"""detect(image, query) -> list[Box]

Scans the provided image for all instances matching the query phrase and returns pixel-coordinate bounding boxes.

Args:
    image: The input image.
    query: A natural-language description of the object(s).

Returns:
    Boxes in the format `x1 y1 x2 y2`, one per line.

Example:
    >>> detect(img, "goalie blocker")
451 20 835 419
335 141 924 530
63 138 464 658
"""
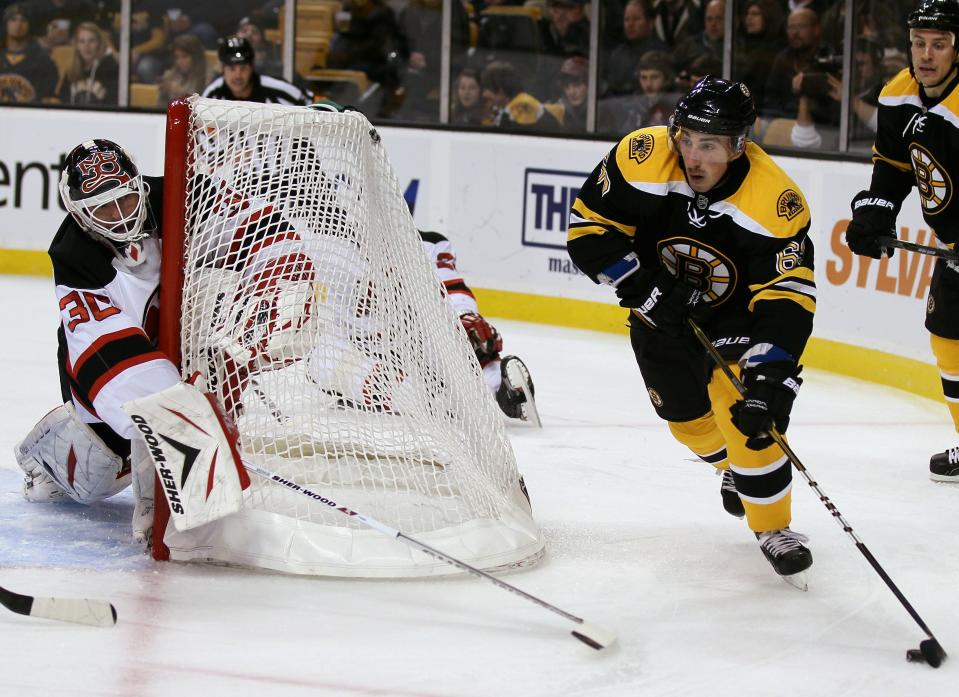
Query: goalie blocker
122 380 251 532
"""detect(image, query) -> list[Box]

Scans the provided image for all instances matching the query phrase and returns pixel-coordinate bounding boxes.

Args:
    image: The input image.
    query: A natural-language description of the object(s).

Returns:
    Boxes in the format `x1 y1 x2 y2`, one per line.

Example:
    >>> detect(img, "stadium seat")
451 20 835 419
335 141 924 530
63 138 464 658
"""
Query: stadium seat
130 83 160 108
761 118 798 147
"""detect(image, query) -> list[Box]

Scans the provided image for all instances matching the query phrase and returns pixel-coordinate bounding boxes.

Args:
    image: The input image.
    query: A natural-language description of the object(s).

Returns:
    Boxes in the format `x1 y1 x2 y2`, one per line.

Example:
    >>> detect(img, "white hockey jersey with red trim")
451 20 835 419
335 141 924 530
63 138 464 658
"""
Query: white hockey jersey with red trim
49 175 305 440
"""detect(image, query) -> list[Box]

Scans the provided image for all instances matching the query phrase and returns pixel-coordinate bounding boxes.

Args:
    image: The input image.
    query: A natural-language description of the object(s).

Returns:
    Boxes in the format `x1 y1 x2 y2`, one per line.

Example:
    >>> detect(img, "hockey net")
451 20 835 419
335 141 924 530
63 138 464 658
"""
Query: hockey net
157 96 544 576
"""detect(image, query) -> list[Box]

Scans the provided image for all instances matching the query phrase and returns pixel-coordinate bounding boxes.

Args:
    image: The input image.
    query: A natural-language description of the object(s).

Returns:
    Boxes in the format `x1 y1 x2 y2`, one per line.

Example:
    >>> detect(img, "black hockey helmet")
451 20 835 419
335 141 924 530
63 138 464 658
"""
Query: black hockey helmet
671 76 756 137
218 36 255 65
908 0 959 37
58 139 150 245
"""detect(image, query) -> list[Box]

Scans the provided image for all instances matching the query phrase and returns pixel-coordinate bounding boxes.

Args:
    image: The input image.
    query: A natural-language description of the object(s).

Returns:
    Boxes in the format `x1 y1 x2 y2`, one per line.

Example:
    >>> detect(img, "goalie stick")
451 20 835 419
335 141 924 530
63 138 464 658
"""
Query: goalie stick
0 584 117 627
688 318 947 669
876 236 959 261
239 458 616 650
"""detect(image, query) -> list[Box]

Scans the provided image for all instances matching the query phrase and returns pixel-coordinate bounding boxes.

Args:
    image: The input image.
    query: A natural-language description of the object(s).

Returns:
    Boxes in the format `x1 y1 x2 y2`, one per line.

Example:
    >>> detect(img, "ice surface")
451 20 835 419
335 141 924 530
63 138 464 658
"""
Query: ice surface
1 275 957 696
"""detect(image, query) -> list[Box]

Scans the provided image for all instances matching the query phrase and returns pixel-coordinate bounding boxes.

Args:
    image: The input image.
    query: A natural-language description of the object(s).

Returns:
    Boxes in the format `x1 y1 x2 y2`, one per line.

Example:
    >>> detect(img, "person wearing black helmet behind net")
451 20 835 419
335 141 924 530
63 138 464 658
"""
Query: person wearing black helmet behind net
567 76 817 584
202 36 312 105
844 0 959 484
13 139 318 545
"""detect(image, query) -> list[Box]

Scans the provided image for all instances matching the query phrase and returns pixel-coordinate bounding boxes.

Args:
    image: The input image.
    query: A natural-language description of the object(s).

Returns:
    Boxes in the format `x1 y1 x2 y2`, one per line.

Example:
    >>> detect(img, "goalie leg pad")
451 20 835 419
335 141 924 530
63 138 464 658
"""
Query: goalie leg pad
14 404 130 504
123 381 251 532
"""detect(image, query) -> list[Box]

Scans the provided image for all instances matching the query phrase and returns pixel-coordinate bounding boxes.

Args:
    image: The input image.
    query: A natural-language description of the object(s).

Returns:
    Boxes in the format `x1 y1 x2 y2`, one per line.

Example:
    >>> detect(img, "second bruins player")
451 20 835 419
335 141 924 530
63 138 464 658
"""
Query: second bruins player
567 76 817 580
845 0 959 483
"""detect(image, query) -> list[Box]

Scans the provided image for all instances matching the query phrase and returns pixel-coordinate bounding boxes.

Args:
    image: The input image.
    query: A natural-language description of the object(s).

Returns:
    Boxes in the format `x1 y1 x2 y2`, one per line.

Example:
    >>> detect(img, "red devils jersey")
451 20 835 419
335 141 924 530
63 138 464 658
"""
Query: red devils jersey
567 127 817 358
419 230 480 316
871 69 959 245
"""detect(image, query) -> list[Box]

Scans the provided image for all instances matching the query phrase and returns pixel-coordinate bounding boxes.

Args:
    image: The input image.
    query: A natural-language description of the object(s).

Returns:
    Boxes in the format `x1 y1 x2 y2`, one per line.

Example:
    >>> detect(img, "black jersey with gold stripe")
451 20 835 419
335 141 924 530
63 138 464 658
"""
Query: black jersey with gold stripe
568 126 816 359
872 68 959 244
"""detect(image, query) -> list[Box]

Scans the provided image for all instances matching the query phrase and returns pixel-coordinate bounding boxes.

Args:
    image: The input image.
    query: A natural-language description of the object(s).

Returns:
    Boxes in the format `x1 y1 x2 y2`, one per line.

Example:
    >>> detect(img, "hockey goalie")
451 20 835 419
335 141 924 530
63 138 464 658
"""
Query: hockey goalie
13 138 316 540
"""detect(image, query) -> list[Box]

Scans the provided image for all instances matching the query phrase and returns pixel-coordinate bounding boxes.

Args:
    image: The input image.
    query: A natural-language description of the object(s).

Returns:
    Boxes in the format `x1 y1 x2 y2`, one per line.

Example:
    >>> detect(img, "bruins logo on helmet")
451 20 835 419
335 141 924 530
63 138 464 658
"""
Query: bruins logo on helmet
910 144 952 215
658 237 738 307
629 133 655 164
777 189 805 221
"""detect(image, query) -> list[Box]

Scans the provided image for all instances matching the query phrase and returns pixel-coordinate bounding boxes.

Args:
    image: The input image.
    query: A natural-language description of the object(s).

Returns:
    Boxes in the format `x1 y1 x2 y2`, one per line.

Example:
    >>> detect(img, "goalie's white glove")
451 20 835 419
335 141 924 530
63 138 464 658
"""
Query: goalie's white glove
122 378 251 533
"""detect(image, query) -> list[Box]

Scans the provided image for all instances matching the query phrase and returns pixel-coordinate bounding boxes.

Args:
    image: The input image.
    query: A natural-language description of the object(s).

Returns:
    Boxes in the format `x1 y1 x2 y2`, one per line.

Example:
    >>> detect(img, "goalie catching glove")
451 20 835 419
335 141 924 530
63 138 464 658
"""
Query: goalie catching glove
122 377 250 532
845 190 898 259
459 312 503 366
729 344 802 450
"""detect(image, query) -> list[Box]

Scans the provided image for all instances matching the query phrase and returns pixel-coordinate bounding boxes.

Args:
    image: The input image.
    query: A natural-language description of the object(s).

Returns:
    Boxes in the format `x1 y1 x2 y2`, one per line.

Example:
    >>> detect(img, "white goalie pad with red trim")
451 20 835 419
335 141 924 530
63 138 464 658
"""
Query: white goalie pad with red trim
122 381 251 532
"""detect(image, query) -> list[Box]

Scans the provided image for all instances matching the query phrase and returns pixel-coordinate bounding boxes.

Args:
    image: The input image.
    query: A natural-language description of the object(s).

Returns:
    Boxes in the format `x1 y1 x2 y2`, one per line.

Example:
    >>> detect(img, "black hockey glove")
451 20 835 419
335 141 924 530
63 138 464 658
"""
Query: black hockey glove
616 268 703 336
730 350 802 450
845 190 898 259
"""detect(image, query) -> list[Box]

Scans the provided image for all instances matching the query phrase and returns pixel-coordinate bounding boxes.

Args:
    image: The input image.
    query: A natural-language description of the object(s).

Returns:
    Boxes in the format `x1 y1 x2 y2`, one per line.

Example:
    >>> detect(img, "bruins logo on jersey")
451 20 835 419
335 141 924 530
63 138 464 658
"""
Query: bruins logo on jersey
629 133 655 164
658 237 737 307
910 143 952 215
776 189 804 221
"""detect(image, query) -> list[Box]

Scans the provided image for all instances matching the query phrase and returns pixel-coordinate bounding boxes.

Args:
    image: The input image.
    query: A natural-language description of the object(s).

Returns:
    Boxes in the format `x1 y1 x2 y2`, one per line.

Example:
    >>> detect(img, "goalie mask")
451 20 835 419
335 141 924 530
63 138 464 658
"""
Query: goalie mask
59 140 151 258
668 76 757 162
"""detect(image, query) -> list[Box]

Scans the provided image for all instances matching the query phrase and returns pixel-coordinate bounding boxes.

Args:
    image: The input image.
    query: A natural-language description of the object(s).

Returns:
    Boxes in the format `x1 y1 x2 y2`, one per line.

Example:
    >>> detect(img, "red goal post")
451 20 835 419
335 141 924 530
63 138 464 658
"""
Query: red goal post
153 96 544 576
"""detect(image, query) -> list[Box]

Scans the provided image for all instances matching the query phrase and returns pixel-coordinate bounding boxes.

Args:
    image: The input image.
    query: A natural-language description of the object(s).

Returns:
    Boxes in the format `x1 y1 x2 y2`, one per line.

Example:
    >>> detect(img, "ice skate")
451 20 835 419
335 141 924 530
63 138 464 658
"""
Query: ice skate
929 447 959 482
496 356 541 426
756 527 812 591
718 468 745 518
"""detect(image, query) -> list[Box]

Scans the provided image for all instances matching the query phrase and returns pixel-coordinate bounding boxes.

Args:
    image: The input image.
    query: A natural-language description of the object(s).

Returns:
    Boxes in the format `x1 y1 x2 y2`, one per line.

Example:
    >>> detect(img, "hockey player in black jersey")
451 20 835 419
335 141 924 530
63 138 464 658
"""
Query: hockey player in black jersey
844 0 959 483
568 76 817 580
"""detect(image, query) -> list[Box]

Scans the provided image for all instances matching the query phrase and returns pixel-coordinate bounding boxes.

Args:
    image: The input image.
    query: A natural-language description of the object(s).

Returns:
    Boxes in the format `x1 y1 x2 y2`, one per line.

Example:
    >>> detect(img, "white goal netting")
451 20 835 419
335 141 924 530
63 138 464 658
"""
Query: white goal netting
161 96 544 576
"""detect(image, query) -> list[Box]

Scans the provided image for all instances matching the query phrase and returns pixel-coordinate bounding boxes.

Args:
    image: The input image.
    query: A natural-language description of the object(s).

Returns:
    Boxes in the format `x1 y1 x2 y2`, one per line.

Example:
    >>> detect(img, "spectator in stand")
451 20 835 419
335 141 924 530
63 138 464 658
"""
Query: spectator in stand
603 0 667 97
791 35 885 150
550 54 589 132
616 49 681 130
732 0 785 114
129 1 167 83
326 0 404 99
481 59 561 131
762 6 827 120
675 52 721 93
28 0 96 26
651 0 703 47
158 33 213 105
393 0 470 122
672 0 723 76
159 6 220 50
451 67 487 125
535 0 590 99
236 16 282 78
202 36 312 105
0 3 58 103
56 20 117 105
36 17 71 52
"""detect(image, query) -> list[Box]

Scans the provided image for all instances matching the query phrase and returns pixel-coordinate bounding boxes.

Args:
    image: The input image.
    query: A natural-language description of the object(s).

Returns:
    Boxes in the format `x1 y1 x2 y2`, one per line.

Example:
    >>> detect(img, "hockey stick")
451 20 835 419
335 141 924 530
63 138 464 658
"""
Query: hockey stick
876 236 959 261
687 318 947 668
0 584 116 627
241 458 616 650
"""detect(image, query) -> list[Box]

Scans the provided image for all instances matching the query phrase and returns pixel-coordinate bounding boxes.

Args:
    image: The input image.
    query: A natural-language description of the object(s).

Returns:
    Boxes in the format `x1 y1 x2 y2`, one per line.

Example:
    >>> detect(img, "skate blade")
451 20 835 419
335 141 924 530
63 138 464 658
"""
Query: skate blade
516 382 541 428
781 571 808 592
929 473 959 483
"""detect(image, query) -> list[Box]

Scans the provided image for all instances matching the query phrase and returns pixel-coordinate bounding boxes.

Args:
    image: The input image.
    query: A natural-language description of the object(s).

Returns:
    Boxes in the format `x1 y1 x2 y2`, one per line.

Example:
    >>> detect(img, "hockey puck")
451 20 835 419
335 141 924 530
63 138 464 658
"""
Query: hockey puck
906 649 926 663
